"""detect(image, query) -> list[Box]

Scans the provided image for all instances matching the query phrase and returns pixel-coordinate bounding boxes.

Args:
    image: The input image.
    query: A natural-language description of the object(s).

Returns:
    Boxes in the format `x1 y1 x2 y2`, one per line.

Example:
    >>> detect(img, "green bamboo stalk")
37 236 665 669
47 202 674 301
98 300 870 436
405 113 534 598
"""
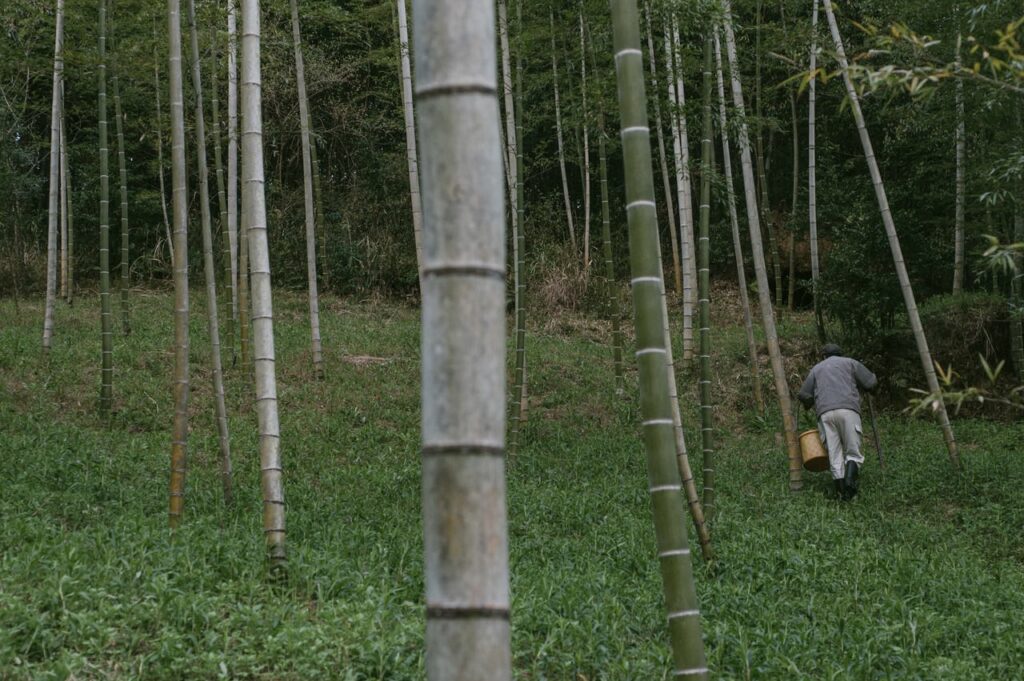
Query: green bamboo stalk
822 0 959 469
509 0 527 455
111 15 130 336
754 0 783 309
167 0 190 526
697 33 714 519
550 9 576 252
808 0 823 341
953 8 965 294
308 115 329 288
396 0 424 281
415 0 511 676
721 0 803 490
787 91 798 312
1011 206 1023 383
99 0 114 418
227 0 239 323
241 0 286 566
187 0 233 507
713 30 764 414
210 22 235 365
59 82 68 300
153 17 174 267
290 0 325 380
63 96 75 306
610 0 709 675
42 0 64 353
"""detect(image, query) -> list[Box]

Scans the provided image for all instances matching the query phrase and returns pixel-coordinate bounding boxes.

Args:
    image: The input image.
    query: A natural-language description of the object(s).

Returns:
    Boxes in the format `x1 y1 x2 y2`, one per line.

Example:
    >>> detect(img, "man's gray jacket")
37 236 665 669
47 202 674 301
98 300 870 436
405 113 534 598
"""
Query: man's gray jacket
798 356 878 417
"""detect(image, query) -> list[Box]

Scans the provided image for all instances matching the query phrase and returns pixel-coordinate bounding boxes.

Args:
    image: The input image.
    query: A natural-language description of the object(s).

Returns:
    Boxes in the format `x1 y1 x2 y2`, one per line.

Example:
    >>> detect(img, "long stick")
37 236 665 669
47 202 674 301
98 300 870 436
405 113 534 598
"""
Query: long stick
867 395 884 470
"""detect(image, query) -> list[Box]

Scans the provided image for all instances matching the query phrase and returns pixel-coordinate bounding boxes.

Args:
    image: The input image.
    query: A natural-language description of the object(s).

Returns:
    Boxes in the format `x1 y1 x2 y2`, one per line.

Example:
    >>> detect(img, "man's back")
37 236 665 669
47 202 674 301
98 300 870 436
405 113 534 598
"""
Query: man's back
799 356 878 417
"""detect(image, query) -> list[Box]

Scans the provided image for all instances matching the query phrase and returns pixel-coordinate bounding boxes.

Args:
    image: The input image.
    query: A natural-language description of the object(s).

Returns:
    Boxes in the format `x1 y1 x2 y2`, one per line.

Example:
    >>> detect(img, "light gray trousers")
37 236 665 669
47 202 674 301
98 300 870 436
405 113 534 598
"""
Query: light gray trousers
818 408 864 480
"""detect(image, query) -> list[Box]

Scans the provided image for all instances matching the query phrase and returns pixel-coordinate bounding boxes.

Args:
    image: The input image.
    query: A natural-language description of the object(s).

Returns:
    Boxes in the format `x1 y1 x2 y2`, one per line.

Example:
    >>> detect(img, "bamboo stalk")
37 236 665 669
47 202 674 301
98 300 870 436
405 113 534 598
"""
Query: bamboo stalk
822 0 959 469
713 30 764 415
63 98 75 305
953 28 966 294
111 16 130 336
808 0 823 341
788 91 798 312
510 0 527 455
153 18 174 267
186 0 233 506
227 0 239 323
415 0 511 676
210 22 235 365
551 10 576 253
498 0 518 235
721 0 802 490
579 11 592 271
42 0 64 354
99 0 114 418
697 33 714 519
290 0 325 380
241 0 286 566
609 0 709 675
396 0 424 280
59 82 68 300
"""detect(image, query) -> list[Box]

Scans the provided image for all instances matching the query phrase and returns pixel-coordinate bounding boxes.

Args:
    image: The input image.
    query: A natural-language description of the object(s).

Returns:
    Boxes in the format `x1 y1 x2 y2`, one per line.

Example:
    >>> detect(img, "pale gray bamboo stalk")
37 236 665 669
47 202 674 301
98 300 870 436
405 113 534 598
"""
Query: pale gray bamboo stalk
42 0 64 353
167 0 190 525
99 0 114 418
498 0 518 233
721 1 802 490
668 20 696 363
609 0 708 674
210 24 234 364
241 0 286 565
808 0 822 340
643 1 681 297
111 34 131 336
153 20 174 266
953 31 966 294
415 0 511 676
396 0 424 279
59 82 68 299
714 30 764 415
227 0 239 322
579 11 592 271
289 0 325 379
187 0 233 506
551 10 576 252
822 0 959 468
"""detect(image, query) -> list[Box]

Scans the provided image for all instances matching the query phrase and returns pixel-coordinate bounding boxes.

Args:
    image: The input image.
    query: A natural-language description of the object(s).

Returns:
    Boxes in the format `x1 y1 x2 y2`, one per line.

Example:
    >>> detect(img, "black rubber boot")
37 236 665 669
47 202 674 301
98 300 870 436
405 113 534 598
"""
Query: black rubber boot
843 461 860 499
829 479 845 500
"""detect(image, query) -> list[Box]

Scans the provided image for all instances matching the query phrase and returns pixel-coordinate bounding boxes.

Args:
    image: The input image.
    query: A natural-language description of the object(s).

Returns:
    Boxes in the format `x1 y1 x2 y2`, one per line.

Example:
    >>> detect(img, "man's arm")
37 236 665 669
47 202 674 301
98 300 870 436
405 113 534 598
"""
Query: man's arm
853 360 878 392
798 369 816 408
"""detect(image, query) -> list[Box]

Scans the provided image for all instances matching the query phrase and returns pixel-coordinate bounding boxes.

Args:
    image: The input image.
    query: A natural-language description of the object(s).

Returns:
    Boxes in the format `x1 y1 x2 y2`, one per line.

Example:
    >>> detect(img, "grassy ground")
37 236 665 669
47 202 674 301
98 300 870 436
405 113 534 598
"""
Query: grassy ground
1 288 1022 680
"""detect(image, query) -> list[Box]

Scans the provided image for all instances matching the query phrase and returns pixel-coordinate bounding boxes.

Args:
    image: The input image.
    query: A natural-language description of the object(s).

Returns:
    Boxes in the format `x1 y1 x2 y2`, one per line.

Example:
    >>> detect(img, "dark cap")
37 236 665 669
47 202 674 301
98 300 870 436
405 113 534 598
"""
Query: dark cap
822 343 843 358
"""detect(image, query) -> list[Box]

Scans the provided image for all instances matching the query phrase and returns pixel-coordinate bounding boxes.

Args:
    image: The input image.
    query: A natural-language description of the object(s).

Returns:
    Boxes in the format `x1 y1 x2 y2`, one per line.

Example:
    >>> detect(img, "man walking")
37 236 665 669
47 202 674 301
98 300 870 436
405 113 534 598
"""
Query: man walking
798 344 878 499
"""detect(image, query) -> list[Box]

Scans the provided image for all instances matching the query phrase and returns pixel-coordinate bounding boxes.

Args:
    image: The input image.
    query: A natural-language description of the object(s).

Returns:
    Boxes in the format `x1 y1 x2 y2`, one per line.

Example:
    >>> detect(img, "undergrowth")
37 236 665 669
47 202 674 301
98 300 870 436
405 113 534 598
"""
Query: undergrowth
0 290 1022 679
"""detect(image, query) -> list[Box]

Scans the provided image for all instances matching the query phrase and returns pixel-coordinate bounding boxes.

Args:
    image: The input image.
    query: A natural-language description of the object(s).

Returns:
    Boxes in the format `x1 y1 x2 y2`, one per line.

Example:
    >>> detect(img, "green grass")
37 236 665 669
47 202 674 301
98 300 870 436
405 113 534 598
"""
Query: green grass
1 289 1022 679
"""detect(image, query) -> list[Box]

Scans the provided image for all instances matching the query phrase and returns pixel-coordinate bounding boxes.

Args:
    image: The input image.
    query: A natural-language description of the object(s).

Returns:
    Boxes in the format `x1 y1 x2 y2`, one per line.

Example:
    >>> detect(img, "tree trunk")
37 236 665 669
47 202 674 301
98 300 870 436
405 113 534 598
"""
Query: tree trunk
953 32 966 294
510 0 527 454
290 0 325 380
668 22 696 364
111 19 130 336
396 0 424 280
167 0 190 526
551 10 576 253
210 23 235 365
697 33 715 519
415 1 512 676
153 20 174 267
808 0 823 341
241 0 287 566
643 2 681 297
822 0 960 468
187 0 234 507
42 0 64 354
609 1 709 676
227 0 240 324
713 30 764 416
99 0 114 418
721 1 803 491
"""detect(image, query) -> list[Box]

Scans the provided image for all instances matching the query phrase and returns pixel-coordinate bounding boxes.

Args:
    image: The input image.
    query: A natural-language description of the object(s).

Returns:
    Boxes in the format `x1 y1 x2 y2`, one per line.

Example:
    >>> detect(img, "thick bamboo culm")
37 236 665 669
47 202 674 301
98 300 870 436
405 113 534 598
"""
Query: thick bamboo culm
241 0 287 566
42 0 64 354
414 0 512 677
713 30 765 415
609 0 709 676
822 0 959 468
697 33 715 519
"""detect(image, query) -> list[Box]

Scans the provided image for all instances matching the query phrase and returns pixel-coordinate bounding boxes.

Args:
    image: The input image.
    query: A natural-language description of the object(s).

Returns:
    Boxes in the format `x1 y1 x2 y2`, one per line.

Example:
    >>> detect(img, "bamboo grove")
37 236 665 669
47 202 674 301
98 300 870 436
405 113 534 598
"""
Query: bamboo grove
8 0 1024 676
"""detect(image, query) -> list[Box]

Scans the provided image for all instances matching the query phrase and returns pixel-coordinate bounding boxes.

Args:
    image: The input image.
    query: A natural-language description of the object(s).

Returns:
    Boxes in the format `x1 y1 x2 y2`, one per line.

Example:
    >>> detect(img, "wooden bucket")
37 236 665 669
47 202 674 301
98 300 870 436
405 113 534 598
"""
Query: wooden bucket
799 429 829 472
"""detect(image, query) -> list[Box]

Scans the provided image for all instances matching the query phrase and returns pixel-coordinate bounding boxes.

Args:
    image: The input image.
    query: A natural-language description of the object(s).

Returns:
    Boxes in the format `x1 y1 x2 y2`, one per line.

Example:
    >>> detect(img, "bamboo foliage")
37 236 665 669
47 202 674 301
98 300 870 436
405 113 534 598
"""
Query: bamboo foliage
713 30 764 415
167 0 190 526
99 0 114 418
721 0 803 491
697 33 714 518
414 0 511 676
822 0 960 469
111 18 130 336
186 0 233 506
289 0 325 380
642 2 682 297
395 0 424 279
241 0 287 565
42 0 64 354
609 0 709 675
